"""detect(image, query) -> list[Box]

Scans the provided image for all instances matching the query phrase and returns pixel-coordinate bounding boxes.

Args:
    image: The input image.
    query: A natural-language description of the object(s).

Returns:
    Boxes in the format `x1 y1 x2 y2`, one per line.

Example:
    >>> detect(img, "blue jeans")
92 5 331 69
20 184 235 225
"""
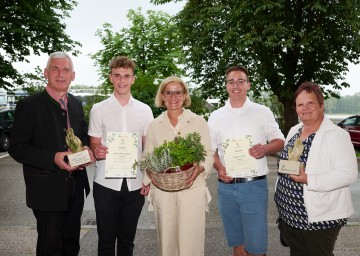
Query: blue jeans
218 179 268 254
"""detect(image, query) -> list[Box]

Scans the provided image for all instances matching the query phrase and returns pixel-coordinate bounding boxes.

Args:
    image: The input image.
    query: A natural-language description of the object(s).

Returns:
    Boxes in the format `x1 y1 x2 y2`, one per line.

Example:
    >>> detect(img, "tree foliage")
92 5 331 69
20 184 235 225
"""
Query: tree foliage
21 66 47 95
188 88 213 120
325 92 360 114
0 0 81 90
151 0 360 135
91 8 185 117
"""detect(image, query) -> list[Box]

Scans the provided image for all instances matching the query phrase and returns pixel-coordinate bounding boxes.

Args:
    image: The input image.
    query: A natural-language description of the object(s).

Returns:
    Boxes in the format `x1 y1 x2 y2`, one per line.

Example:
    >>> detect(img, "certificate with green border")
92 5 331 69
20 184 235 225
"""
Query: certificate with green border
105 132 138 178
222 135 257 177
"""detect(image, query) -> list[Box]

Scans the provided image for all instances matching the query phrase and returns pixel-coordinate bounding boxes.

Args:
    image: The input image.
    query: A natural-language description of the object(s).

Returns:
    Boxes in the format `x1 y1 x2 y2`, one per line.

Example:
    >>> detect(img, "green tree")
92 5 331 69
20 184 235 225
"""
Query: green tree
249 91 285 130
188 87 212 120
91 8 185 117
324 93 360 114
324 93 340 114
1 0 81 90
151 0 360 135
22 66 47 95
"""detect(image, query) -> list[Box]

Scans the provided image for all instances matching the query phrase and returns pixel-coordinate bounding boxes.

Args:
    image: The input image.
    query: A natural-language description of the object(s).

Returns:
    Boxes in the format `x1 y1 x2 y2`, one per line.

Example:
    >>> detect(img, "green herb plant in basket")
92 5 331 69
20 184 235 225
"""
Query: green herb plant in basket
139 132 206 191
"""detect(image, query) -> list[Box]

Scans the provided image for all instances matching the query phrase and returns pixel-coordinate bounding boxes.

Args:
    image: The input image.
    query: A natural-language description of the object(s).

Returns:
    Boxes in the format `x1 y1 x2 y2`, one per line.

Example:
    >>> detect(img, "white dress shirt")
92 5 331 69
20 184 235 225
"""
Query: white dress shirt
88 94 154 191
208 97 284 177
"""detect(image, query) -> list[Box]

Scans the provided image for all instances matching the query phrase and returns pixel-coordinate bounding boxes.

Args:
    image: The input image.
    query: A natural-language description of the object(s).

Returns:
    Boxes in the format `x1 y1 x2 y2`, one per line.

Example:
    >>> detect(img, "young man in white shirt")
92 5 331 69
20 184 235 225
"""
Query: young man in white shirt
208 65 284 256
88 56 154 256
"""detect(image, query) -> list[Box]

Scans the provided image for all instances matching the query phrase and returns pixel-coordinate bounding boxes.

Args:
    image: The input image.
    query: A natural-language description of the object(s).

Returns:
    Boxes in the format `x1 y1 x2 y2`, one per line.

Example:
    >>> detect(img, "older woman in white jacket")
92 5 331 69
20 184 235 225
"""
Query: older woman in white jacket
274 81 358 256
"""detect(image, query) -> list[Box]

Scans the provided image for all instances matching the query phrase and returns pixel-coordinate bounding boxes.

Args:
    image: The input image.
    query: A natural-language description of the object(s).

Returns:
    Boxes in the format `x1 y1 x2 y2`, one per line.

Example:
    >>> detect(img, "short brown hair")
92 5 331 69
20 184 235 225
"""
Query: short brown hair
294 81 324 106
225 65 249 80
109 56 135 74
155 76 191 108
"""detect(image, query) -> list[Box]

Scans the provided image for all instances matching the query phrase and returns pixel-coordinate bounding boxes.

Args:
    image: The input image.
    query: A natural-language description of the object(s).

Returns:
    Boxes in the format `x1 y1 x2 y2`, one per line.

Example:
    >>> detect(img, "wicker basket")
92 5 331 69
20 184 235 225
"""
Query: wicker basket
146 165 195 192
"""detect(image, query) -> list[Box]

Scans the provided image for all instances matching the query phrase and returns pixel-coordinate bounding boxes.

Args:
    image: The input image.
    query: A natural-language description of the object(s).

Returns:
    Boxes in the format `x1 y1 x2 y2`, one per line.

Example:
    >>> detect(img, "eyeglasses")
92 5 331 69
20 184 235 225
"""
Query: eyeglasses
162 91 185 97
226 79 248 87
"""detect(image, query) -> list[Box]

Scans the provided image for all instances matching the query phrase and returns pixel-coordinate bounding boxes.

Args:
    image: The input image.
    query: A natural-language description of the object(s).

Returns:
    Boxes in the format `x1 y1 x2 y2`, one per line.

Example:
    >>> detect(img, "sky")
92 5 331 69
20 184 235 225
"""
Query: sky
13 0 360 96
13 0 185 86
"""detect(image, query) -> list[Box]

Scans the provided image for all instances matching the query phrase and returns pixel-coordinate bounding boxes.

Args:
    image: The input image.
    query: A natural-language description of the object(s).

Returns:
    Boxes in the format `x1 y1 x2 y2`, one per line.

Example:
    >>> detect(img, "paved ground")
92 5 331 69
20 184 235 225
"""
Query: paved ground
0 154 359 255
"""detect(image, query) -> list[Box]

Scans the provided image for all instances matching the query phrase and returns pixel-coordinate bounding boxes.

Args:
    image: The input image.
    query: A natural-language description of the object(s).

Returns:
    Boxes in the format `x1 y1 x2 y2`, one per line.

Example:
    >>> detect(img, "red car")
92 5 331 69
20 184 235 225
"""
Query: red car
337 115 360 148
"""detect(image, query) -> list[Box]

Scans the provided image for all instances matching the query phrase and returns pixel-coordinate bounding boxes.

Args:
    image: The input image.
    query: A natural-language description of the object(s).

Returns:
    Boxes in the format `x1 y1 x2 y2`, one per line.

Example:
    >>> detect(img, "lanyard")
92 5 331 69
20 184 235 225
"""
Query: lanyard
59 99 71 129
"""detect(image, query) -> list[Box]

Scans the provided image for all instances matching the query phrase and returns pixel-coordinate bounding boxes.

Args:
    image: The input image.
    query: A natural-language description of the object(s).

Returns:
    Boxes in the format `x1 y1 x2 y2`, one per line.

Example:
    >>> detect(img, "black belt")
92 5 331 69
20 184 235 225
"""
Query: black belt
218 175 266 184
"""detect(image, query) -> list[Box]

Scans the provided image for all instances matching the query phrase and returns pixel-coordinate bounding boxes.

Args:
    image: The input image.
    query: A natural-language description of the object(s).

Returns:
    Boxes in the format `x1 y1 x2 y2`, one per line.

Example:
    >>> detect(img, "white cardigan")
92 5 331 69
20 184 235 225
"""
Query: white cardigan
285 116 358 223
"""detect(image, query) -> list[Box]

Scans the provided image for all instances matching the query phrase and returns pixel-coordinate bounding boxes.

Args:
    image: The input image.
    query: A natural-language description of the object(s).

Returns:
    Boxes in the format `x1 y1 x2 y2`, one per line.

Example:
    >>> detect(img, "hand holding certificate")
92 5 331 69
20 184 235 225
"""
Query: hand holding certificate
278 137 304 175
223 135 257 177
105 132 139 178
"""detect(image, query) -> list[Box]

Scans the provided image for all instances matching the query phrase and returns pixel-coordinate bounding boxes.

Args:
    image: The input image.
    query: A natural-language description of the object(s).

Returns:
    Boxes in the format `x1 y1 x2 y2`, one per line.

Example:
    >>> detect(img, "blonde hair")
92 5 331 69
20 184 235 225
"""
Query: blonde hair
155 76 191 108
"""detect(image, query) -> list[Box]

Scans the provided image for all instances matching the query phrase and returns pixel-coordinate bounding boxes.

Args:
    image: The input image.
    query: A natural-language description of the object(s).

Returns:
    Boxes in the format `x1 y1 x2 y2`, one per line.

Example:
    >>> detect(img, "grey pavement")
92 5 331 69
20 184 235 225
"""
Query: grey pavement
1 154 360 255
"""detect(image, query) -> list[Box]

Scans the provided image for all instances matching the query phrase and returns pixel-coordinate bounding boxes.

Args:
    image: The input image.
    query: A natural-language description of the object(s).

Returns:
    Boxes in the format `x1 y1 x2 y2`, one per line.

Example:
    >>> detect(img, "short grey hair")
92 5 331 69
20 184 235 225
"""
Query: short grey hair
46 51 74 71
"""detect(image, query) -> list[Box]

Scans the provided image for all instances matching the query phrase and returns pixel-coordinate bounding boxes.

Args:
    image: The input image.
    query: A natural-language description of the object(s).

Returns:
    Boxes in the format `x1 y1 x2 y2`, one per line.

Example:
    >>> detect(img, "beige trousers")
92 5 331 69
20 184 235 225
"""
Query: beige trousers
149 183 211 256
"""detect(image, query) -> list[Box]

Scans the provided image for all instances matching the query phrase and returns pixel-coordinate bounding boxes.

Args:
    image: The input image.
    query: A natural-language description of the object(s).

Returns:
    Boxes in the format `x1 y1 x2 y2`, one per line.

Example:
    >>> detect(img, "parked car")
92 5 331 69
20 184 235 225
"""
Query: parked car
337 114 360 148
0 108 15 151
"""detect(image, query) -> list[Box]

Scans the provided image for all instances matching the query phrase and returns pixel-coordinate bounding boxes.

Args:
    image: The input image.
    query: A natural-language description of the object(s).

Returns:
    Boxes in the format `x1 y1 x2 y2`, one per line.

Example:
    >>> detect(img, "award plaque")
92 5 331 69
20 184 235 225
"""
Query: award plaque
278 160 301 175
278 137 304 175
67 150 92 167
65 128 91 167
105 132 139 178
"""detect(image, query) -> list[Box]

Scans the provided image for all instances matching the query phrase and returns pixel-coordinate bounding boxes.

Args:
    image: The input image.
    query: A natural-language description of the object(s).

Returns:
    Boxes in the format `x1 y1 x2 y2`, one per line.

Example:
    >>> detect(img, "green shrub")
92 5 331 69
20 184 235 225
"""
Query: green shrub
139 132 206 172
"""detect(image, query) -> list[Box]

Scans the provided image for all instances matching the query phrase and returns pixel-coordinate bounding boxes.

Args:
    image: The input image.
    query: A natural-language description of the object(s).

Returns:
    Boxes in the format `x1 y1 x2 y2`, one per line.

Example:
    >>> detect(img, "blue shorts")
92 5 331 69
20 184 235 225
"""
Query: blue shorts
217 179 268 254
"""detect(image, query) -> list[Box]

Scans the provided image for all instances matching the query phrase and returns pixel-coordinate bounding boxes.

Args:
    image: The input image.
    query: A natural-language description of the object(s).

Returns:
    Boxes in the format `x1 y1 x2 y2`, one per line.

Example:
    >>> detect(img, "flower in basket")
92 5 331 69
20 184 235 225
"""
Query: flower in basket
137 132 207 191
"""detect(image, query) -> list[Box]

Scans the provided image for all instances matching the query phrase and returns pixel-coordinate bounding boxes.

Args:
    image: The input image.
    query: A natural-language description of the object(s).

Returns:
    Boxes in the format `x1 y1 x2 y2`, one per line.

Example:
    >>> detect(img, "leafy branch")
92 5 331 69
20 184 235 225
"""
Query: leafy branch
139 132 206 173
